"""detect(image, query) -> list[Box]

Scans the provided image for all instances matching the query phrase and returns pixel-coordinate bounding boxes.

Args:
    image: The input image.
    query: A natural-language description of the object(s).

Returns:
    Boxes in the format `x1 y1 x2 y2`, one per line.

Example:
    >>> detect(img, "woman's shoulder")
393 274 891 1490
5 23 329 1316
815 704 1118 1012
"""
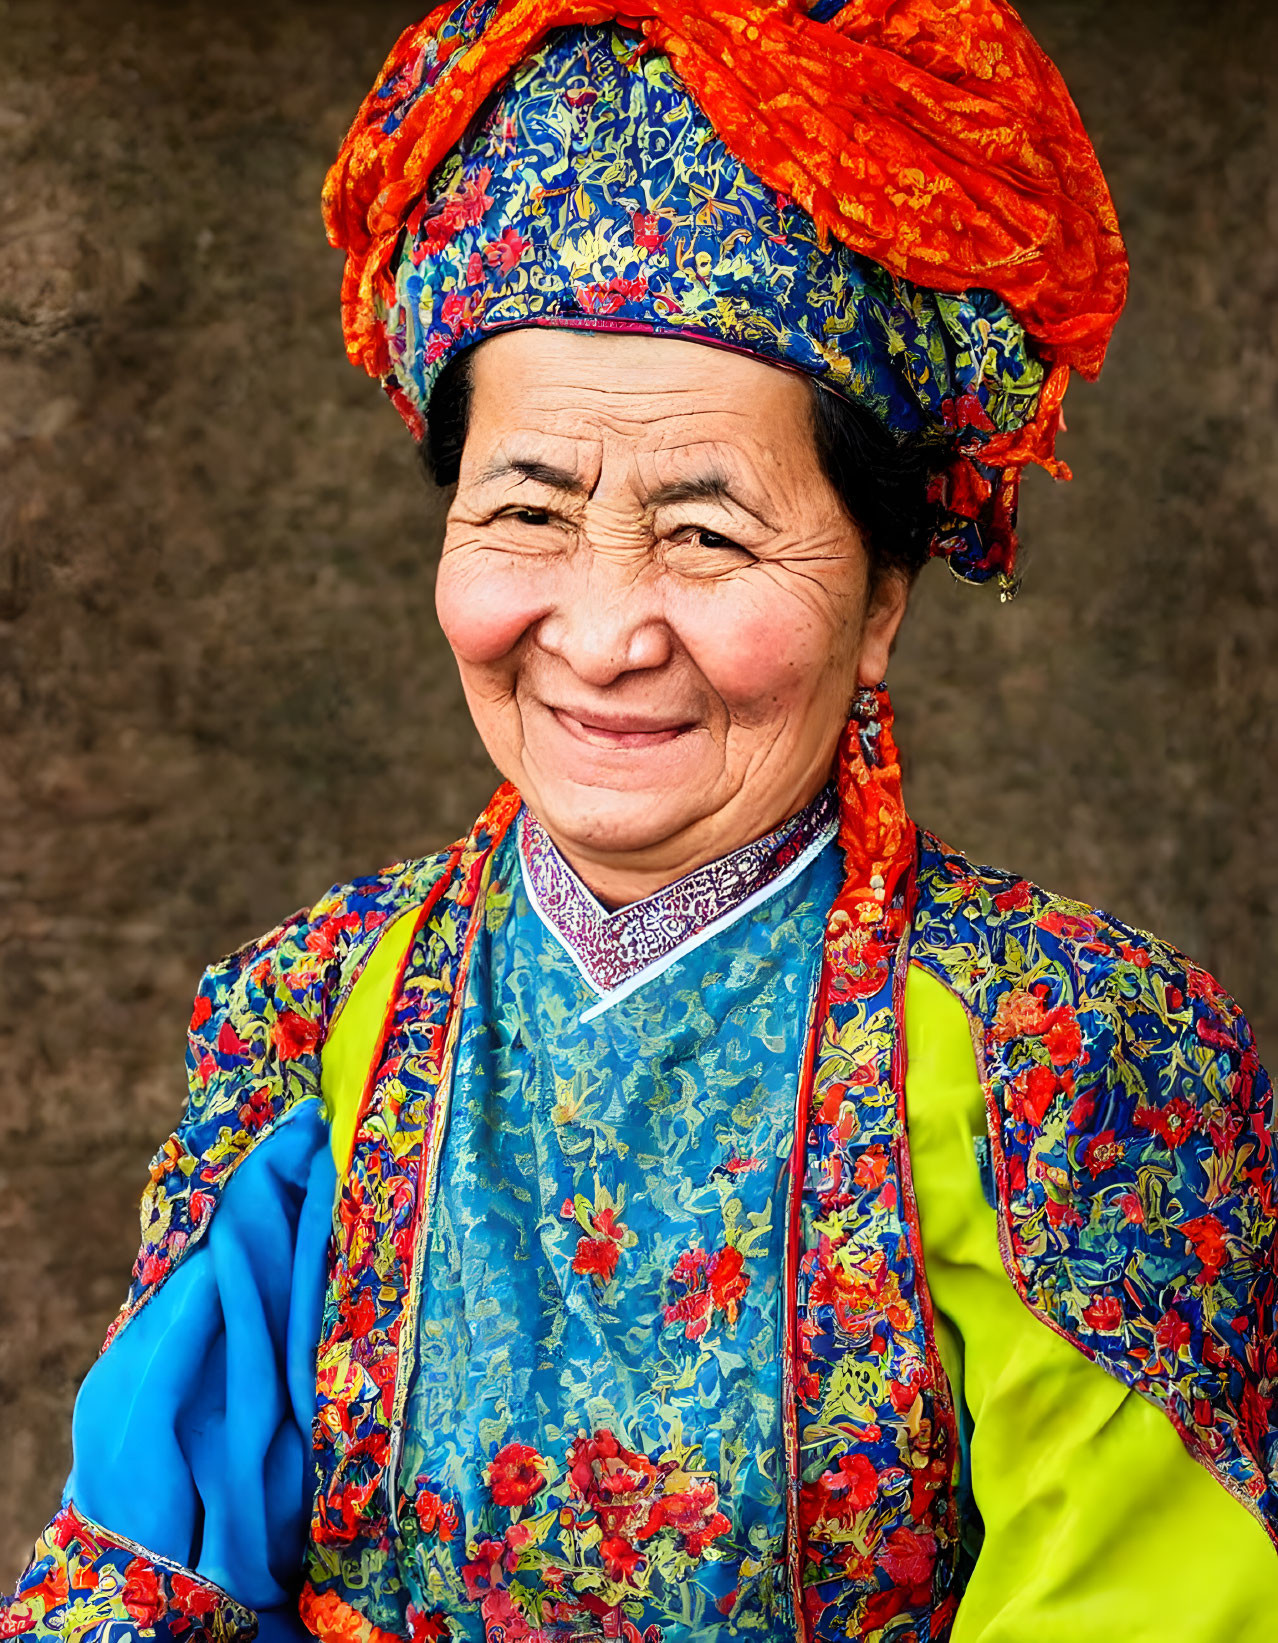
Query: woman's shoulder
106 844 462 1345
910 825 1261 1079
909 834 1276 1532
201 845 460 1019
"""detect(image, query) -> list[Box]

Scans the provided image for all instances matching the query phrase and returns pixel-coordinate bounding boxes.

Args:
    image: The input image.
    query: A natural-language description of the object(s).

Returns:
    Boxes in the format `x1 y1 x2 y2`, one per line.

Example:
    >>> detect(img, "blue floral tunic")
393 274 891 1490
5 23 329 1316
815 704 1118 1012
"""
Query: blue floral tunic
55 789 1278 1641
394 801 840 1637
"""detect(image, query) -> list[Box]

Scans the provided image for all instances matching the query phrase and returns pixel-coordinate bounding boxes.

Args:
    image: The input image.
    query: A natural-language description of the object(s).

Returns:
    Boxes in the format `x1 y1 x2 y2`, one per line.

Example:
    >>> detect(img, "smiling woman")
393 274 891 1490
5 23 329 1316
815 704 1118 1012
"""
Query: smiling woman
5 2 1276 1641
435 331 907 900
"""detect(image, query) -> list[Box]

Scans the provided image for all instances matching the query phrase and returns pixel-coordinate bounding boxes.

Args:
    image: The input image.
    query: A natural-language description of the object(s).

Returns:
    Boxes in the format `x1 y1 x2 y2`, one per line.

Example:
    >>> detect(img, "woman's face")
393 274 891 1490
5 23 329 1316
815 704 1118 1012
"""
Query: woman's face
436 329 908 900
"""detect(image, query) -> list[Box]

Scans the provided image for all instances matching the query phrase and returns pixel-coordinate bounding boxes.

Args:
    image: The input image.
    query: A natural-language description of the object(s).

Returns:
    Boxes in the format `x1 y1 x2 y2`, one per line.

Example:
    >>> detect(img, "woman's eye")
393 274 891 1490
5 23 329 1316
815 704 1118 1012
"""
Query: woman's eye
676 527 746 553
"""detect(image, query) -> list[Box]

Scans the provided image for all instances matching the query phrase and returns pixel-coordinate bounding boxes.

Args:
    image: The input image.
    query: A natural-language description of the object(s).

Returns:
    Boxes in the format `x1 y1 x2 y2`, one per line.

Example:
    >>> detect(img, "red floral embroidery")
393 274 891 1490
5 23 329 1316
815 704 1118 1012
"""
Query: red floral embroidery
1133 1096 1199 1150
664 1244 750 1339
461 1538 508 1601
120 1558 165 1626
271 1009 321 1059
570 1201 634 1287
415 1487 460 1541
1181 1214 1228 1281
799 1451 879 1531
1083 1129 1123 1176
564 1429 730 1573
488 1442 548 1508
1010 1063 1060 1128
484 227 529 272
1081 1294 1123 1333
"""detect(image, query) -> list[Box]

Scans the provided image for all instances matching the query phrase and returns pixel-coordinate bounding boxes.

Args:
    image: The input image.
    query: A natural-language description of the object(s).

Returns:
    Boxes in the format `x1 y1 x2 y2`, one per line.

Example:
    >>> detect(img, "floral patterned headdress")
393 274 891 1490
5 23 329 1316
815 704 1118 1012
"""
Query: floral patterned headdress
324 0 1128 591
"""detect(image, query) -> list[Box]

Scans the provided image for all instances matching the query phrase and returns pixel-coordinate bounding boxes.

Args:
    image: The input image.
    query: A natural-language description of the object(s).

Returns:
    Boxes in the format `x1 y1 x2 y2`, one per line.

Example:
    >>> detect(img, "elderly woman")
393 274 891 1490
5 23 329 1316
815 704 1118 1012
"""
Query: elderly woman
6 2 1277 1640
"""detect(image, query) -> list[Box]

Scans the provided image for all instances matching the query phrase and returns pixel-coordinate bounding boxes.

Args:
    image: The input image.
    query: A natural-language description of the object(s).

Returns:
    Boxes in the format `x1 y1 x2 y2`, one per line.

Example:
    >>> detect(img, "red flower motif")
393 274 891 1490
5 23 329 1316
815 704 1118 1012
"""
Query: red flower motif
484 227 529 273
570 1199 633 1287
139 1251 170 1287
121 1558 165 1626
170 1573 217 1620
465 251 485 284
217 1018 251 1057
440 289 484 336
1118 1191 1145 1225
799 1451 879 1530
599 1533 644 1583
1081 1294 1123 1333
566 1429 660 1540
631 210 669 253
237 1085 273 1132
942 389 995 434
406 1606 450 1642
574 272 650 315
461 1539 507 1602
636 1479 731 1556
415 1488 460 1541
993 878 1031 913
854 1146 889 1189
1042 1008 1083 1068
189 994 213 1030
271 1009 320 1060
1186 966 1223 1004
876 1525 936 1591
1083 1129 1123 1176
1181 1214 1228 1281
664 1245 751 1339
1009 1063 1060 1128
1133 1096 1198 1150
573 1235 621 1283
1154 1309 1193 1354
488 1442 547 1508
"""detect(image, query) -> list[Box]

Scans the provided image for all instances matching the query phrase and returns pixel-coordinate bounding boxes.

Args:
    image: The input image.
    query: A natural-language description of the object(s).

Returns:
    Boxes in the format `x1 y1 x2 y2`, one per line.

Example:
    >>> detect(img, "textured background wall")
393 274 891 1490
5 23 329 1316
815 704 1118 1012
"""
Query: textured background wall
1 0 1274 1580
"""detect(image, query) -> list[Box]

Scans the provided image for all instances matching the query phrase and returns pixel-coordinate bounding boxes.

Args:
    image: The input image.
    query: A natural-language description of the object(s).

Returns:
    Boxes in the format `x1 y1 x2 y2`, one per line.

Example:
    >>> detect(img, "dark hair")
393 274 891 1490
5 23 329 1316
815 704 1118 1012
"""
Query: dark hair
421 345 943 584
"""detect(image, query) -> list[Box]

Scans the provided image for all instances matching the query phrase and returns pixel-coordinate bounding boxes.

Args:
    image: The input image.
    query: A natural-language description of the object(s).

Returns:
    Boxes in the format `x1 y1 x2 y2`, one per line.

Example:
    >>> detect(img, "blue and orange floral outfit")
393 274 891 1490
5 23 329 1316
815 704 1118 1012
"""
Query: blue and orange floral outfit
6 1 1276 1639
7 696 1276 1641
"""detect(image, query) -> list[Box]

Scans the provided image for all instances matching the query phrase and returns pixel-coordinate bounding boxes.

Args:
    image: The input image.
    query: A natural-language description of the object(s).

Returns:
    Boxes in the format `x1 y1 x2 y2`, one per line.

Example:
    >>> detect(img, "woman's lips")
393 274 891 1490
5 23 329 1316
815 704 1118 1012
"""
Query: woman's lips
549 705 695 750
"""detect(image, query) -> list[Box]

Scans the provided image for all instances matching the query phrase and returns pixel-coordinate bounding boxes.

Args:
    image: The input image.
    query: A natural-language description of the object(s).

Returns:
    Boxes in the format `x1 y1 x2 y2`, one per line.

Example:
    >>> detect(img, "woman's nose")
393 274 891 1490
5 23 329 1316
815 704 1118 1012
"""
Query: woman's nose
534 552 672 686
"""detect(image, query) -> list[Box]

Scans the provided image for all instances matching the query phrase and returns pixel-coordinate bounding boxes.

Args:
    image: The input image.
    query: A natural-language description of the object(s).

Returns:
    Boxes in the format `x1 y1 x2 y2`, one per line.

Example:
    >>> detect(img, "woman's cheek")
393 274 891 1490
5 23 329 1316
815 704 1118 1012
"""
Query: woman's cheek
435 548 553 665
673 584 832 719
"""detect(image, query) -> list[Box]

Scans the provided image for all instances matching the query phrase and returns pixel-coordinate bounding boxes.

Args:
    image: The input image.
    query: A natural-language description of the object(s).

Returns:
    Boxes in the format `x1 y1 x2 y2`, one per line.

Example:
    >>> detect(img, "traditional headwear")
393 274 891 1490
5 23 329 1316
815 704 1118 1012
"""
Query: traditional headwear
324 0 1127 590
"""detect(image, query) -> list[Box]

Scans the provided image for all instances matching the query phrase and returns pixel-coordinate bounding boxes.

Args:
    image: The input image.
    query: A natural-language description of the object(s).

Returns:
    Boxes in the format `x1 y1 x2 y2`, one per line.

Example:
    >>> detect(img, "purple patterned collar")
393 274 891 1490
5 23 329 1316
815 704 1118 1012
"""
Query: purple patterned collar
517 786 838 1002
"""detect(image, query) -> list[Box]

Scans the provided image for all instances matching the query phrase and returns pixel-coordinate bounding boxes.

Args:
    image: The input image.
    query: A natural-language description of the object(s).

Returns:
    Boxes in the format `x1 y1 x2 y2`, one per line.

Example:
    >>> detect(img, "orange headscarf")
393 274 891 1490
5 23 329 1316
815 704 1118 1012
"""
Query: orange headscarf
325 0 1128 587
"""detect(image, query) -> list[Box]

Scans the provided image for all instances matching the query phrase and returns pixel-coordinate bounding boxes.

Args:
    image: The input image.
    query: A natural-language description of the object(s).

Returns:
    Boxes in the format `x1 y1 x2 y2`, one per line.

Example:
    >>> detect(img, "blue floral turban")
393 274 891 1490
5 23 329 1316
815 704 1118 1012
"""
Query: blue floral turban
325 1 1128 590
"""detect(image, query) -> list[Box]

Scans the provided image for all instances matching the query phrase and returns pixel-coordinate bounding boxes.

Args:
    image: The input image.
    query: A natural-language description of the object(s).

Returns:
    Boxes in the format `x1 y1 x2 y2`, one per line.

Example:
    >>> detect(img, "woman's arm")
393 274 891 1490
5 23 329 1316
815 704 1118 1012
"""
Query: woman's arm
3 865 433 1639
905 964 1278 1641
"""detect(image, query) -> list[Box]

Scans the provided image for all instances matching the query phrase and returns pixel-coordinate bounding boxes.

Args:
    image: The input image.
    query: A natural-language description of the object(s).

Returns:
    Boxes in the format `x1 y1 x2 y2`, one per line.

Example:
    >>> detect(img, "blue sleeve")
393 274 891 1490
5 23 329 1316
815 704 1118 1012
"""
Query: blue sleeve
67 1099 336 1640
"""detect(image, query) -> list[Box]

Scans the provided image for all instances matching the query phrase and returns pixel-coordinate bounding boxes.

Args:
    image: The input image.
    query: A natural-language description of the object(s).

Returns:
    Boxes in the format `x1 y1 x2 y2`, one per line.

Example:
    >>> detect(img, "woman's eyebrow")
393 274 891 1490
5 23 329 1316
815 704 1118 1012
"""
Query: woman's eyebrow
647 475 777 531
477 456 584 492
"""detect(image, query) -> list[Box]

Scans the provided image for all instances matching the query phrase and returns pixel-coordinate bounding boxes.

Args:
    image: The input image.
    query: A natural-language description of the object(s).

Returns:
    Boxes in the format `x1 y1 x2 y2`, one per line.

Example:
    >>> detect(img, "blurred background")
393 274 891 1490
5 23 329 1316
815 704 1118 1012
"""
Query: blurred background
1 0 1274 1580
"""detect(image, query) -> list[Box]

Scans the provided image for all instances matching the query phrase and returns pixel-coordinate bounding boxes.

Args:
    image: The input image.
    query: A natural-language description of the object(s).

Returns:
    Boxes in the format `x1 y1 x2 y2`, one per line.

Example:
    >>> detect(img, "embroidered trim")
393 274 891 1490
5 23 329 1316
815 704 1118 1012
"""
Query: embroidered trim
519 784 838 999
0 1502 255 1641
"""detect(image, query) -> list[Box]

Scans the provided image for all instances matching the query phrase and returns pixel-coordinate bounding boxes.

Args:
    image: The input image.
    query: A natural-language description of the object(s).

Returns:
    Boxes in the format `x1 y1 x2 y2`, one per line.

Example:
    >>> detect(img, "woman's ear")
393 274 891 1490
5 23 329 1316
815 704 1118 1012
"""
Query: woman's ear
855 571 911 687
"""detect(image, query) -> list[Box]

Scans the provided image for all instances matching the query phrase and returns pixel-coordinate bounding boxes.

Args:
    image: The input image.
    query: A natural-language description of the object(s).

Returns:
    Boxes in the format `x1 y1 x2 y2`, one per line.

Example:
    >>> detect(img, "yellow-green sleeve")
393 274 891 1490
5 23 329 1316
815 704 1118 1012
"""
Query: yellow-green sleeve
321 908 419 1173
904 962 1278 1643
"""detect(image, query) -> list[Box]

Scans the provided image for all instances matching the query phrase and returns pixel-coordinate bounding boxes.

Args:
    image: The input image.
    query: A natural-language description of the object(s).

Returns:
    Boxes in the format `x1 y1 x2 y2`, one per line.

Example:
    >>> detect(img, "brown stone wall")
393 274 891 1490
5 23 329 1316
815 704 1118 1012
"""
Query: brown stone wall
1 0 1273 1581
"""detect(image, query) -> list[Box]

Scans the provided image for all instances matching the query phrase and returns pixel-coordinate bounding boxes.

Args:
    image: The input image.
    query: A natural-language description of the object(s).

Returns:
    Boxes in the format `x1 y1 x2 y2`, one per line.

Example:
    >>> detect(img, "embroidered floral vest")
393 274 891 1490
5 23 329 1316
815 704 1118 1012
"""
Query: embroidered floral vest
8 689 1275 1643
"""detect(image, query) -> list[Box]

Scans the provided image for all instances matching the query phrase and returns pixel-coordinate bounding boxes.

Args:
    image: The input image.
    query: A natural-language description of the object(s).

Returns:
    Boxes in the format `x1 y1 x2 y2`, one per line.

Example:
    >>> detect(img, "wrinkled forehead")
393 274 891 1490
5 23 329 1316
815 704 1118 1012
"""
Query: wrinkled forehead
460 329 822 494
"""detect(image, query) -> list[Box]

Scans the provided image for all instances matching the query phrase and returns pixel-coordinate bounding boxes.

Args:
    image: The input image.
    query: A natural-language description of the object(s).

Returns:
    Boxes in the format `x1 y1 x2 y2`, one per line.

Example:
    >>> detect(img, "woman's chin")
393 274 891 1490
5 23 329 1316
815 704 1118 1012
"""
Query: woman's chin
523 772 718 867
516 723 724 856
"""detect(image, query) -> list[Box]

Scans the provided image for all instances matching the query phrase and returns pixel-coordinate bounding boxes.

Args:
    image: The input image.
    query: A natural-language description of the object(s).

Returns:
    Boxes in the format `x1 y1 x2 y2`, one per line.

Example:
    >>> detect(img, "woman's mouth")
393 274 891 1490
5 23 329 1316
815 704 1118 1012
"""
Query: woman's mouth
549 706 696 750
